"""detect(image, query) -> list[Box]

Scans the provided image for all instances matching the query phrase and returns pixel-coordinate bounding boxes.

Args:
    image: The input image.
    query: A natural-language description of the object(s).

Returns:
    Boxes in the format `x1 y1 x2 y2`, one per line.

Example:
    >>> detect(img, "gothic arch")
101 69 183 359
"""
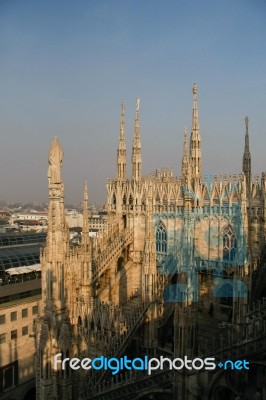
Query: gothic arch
129 193 133 209
169 195 176 206
222 225 237 263
84 315 88 330
230 190 239 205
141 196 146 211
118 259 127 306
162 194 168 207
112 193 116 205
212 187 220 205
117 256 124 272
203 188 210 205
156 222 167 254
221 193 229 205
155 193 161 204
251 217 259 225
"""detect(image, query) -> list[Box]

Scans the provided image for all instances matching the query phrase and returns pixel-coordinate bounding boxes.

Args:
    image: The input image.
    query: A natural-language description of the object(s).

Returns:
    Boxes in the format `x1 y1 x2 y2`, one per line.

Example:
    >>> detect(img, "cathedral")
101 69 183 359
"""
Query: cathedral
34 84 266 400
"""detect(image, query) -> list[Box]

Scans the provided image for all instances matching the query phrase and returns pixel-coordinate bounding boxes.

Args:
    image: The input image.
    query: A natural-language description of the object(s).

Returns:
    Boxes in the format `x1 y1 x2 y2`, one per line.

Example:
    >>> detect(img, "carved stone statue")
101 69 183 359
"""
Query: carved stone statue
48 137 64 184
193 82 197 96
136 97 140 111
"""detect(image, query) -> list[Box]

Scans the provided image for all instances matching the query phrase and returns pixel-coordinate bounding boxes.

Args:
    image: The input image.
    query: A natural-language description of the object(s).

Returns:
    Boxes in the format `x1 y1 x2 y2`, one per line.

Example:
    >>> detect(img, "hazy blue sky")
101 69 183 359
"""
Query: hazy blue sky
0 0 265 206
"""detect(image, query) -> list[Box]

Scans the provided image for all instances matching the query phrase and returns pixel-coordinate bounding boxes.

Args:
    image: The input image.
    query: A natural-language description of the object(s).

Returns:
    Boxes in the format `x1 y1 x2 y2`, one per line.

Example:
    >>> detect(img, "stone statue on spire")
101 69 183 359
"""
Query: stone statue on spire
136 97 140 112
245 115 249 130
193 82 197 96
48 137 64 184
243 115 251 190
84 181 88 202
189 82 202 180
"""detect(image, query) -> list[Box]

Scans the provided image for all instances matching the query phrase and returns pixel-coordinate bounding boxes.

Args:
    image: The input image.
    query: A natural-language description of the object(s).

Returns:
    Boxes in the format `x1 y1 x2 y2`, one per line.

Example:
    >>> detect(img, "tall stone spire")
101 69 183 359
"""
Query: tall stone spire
182 127 189 180
131 97 142 181
43 137 68 311
80 181 92 296
189 83 202 180
117 102 127 180
36 138 72 400
81 181 89 248
242 116 251 189
143 184 156 300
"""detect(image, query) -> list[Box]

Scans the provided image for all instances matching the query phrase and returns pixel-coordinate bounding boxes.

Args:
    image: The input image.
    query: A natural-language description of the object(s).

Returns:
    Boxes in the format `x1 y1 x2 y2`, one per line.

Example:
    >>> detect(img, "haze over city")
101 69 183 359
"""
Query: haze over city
0 0 265 205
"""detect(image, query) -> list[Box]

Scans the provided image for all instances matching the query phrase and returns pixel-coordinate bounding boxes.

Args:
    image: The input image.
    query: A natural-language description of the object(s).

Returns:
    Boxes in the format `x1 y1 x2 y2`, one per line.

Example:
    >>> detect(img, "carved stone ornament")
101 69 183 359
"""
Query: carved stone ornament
48 137 64 184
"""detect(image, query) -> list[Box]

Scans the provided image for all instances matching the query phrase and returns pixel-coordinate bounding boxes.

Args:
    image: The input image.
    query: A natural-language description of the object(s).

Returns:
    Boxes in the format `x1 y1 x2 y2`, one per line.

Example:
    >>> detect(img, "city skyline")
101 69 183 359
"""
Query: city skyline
0 0 266 205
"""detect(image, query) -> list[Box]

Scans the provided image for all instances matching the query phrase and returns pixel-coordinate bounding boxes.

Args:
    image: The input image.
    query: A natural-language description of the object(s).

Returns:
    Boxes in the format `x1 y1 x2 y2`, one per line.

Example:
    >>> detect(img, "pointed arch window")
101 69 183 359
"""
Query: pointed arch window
223 225 237 263
213 197 220 206
155 195 160 205
156 223 167 254
112 194 116 205
231 193 239 205
129 194 133 210
141 197 146 211
203 195 209 206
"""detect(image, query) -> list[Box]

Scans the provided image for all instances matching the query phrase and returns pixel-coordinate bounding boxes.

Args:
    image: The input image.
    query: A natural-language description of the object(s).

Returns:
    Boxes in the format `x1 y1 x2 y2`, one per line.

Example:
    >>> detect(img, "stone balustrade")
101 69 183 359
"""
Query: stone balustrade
92 228 133 283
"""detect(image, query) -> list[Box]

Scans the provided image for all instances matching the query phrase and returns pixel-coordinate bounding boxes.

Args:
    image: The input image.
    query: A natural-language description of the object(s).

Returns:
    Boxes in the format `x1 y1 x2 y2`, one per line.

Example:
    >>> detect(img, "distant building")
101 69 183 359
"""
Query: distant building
65 209 83 228
0 272 41 400
0 233 45 399
10 212 48 225
89 211 107 234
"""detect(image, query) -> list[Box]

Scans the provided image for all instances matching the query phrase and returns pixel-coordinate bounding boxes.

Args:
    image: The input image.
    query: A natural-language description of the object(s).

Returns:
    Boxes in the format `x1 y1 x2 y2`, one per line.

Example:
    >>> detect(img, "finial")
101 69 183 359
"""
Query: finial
245 116 249 131
193 83 197 97
183 127 187 151
136 97 140 112
48 137 64 184
119 101 126 141
121 101 125 116
84 181 88 201
182 127 188 169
